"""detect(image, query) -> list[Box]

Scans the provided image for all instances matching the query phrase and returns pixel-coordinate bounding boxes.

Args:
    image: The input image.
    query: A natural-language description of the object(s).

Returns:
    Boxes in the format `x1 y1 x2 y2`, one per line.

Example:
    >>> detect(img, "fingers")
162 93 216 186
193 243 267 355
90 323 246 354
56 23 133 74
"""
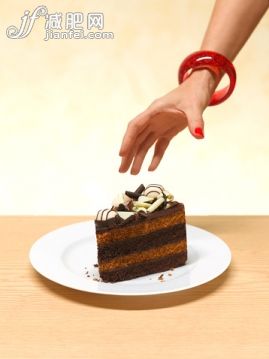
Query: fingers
130 132 158 175
118 110 151 157
118 127 151 173
185 109 205 139
148 137 170 171
118 101 205 175
118 152 136 174
148 126 179 171
119 108 186 174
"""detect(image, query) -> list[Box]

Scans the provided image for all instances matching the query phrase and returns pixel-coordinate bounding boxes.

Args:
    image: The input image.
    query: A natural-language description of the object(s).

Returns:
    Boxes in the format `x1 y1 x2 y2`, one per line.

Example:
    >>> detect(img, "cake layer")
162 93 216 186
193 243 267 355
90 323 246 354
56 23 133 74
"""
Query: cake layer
99 240 186 272
96 209 185 245
98 223 186 261
100 251 187 282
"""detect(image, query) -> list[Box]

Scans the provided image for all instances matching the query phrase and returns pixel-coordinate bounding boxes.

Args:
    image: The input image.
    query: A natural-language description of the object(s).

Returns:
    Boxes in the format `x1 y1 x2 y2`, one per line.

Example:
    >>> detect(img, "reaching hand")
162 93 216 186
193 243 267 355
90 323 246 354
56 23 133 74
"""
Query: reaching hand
118 70 216 175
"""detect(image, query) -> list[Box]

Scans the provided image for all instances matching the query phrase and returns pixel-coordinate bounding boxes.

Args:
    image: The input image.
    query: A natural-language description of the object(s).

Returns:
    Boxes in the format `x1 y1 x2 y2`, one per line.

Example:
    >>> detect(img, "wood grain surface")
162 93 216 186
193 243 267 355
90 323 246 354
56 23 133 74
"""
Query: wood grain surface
0 216 268 359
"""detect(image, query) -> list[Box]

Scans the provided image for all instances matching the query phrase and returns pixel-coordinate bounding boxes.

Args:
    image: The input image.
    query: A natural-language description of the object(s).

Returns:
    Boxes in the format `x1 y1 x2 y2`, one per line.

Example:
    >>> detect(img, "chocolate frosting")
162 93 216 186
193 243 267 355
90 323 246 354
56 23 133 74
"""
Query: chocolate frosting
95 201 184 233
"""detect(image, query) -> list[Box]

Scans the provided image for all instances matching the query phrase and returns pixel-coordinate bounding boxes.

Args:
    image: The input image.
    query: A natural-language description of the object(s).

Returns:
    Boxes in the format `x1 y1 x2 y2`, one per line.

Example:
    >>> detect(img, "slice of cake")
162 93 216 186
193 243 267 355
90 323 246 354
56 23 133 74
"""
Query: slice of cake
94 184 187 282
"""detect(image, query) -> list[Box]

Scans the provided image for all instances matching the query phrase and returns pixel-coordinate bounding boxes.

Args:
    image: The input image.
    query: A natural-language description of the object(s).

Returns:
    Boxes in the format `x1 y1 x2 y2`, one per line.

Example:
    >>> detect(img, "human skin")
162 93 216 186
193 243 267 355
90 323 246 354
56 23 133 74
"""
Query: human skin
118 0 269 175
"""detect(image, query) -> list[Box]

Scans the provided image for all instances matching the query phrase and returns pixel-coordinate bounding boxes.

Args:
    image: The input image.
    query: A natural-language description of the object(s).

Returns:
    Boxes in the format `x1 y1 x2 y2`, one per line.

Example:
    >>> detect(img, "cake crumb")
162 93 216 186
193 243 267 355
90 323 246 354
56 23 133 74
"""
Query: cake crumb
93 278 100 282
158 274 164 281
93 263 99 268
168 273 172 276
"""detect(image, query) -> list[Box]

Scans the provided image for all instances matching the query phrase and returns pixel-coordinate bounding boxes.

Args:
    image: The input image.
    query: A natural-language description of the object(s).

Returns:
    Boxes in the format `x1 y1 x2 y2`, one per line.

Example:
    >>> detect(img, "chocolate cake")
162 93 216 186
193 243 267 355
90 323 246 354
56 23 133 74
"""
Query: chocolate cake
94 184 187 282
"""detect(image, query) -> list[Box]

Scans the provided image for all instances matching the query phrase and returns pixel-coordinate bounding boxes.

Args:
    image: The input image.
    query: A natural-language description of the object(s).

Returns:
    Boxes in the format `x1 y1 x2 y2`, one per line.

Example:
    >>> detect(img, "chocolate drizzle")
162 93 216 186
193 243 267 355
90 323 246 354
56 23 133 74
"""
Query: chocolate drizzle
96 208 117 221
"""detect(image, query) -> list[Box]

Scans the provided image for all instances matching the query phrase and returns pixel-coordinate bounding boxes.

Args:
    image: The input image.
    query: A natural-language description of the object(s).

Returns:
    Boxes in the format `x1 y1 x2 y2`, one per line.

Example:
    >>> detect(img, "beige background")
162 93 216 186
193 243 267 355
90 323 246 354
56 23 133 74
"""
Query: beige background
0 0 268 215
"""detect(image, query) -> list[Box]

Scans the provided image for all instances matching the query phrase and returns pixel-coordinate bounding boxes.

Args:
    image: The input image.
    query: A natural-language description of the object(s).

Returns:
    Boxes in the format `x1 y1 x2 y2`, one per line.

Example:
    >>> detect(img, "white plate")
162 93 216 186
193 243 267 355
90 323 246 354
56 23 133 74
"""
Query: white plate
29 221 231 296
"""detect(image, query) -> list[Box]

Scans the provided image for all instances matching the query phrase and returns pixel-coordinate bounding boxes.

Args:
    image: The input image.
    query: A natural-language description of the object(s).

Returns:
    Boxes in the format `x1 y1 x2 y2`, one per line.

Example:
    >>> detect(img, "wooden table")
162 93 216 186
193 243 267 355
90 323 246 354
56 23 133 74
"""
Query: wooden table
0 216 268 359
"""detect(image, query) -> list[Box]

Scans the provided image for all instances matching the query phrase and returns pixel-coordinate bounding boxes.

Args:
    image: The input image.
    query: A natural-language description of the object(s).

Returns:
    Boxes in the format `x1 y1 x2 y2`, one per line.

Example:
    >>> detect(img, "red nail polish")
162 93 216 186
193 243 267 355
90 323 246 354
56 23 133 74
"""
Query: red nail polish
194 127 204 137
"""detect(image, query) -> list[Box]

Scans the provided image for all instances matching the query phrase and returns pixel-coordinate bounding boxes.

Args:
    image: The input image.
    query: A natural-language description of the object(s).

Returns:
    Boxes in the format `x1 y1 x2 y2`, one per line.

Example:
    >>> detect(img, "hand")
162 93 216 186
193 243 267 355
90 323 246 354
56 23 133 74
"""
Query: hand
118 69 217 175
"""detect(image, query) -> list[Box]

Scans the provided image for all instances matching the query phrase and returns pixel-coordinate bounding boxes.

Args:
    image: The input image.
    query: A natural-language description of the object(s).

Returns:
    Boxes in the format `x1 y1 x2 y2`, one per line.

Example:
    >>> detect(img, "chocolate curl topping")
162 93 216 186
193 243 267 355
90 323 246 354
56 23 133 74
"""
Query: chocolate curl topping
135 184 145 195
125 184 145 200
125 191 139 200
117 203 127 211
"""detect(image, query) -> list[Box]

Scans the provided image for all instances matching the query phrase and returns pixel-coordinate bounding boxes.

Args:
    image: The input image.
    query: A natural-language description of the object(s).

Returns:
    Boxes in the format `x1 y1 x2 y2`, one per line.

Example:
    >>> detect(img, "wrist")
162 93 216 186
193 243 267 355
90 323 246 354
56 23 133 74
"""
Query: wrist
178 51 236 106
187 68 218 96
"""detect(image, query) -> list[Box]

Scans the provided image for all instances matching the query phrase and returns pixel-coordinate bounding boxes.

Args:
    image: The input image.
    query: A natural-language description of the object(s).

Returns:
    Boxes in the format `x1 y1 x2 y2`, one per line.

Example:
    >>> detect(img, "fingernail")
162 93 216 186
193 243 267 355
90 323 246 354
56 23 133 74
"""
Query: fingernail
194 127 204 138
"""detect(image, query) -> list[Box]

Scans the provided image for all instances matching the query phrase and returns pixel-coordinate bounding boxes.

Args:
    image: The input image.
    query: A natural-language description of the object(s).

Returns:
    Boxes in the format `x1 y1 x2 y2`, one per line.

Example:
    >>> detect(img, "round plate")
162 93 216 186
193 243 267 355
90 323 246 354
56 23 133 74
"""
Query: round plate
29 221 231 296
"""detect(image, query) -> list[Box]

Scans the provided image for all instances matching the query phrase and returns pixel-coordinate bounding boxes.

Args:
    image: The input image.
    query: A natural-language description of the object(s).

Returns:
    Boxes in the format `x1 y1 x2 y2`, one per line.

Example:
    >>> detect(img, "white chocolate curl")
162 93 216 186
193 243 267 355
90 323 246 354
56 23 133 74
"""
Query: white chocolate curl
132 206 147 213
137 207 147 213
117 211 135 220
112 192 132 208
147 197 165 213
164 190 174 201
133 201 151 208
143 184 164 199
137 195 154 203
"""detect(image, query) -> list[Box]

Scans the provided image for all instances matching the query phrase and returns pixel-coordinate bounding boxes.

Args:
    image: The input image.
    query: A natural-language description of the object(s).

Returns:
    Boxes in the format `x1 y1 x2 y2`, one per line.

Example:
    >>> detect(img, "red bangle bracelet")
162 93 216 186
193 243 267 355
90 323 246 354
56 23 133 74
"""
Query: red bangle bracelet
178 51 236 106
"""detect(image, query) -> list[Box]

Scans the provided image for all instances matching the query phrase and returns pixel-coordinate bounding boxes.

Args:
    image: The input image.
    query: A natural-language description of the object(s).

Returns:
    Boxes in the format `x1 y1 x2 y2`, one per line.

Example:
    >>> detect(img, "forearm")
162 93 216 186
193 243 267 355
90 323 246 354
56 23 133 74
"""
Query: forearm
201 0 269 60
187 0 268 98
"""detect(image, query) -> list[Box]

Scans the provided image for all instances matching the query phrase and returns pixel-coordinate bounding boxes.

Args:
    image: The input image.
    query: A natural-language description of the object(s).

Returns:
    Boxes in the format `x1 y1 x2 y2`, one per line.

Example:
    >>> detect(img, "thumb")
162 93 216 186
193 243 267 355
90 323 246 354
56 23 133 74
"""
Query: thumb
185 109 205 139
